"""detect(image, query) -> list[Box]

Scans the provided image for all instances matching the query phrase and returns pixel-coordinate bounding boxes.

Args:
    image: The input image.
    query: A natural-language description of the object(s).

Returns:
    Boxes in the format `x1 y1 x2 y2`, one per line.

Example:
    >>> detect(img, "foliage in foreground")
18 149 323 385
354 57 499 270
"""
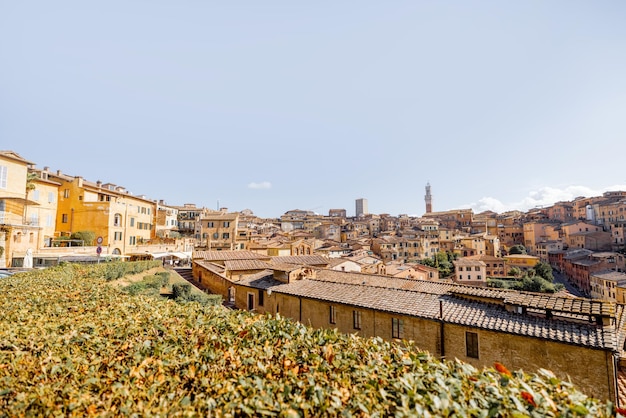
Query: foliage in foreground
0 263 619 417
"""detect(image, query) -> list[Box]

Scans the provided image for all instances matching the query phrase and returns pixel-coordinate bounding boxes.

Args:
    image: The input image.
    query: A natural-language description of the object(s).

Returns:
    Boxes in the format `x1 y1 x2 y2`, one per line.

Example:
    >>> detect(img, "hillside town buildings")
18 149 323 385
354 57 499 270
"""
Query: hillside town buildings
4 149 626 403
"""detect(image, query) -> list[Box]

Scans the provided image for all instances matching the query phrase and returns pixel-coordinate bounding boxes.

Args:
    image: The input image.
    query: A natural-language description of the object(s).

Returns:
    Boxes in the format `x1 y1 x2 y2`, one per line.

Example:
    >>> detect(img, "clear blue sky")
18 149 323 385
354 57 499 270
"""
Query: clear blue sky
2 1 626 219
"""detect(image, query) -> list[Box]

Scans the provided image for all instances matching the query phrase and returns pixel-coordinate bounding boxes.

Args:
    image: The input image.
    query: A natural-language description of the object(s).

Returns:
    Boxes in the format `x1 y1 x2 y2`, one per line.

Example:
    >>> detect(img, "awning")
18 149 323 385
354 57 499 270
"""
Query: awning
149 251 191 260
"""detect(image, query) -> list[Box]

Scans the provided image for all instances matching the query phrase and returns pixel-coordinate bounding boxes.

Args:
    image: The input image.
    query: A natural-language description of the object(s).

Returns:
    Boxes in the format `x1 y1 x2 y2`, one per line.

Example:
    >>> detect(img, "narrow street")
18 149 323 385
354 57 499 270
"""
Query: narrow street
552 269 587 298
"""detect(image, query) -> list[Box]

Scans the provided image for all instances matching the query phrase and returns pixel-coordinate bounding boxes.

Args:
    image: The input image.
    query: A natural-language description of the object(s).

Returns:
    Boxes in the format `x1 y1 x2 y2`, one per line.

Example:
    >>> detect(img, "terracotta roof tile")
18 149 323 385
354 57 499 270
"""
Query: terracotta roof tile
224 259 273 271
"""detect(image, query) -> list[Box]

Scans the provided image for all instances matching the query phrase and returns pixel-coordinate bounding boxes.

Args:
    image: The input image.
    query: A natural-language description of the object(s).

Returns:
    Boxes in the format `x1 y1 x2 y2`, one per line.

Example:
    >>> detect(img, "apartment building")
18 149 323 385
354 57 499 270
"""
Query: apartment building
535 240 564 263
25 166 61 249
196 210 240 250
155 200 179 238
48 169 157 255
452 256 487 286
545 201 575 222
522 221 561 255
0 151 40 267
174 203 206 236
590 270 626 302
423 208 473 230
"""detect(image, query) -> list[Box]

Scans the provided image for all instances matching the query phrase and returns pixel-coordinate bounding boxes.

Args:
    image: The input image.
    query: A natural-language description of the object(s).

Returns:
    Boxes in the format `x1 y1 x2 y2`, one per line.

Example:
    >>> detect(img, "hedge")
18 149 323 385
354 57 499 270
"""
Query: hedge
0 263 619 417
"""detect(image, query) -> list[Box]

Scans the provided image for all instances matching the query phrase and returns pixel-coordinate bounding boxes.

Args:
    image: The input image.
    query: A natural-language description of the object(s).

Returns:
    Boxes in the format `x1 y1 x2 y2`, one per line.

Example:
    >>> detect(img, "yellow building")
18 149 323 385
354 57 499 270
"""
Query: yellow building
47 169 156 255
503 254 540 271
590 270 626 301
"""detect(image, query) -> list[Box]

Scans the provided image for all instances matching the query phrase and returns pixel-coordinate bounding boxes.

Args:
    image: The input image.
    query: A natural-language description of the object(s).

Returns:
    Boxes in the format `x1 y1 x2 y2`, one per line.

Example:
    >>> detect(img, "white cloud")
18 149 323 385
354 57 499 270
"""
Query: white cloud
248 181 272 190
467 184 626 213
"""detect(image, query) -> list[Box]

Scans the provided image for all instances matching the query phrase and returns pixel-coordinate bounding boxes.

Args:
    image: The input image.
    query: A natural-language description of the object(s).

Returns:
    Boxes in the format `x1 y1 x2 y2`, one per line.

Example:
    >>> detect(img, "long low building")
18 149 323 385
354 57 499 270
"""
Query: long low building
192 251 626 404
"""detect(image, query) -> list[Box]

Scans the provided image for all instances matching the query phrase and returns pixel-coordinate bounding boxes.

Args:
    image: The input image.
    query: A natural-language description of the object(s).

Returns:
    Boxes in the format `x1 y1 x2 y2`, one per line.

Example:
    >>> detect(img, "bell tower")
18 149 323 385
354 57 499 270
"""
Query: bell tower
425 182 432 214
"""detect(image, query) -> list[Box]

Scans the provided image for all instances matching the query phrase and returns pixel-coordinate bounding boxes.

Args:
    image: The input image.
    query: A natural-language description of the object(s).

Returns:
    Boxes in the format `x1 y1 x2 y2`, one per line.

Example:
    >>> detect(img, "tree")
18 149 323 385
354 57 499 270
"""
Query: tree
508 245 527 255
508 267 522 278
23 172 38 224
421 251 455 278
70 231 96 246
533 262 554 282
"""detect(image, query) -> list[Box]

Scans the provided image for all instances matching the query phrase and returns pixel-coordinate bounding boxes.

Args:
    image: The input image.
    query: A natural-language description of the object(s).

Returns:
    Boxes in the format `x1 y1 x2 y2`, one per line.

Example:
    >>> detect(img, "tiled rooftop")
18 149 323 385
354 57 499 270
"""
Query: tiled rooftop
224 259 274 271
193 250 270 261
267 278 617 350
227 267 621 350
270 255 330 266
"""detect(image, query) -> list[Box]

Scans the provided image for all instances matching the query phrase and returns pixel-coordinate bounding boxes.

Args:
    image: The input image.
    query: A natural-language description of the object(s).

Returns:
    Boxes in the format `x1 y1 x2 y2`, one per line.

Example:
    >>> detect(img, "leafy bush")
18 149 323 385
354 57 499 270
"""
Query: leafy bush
70 230 96 246
172 282 192 300
156 271 170 286
185 292 223 307
124 282 148 296
0 264 617 416
142 274 166 290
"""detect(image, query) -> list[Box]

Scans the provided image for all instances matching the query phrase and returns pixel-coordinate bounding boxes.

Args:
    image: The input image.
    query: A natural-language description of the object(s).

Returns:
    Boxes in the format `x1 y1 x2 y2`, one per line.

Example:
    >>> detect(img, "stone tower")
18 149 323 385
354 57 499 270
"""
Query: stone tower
425 183 432 214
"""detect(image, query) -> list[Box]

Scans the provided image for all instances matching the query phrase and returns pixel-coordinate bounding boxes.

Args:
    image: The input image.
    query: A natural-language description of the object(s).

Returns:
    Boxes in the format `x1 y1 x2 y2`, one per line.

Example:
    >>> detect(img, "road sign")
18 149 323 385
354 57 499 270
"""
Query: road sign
96 236 103 245
96 246 102 255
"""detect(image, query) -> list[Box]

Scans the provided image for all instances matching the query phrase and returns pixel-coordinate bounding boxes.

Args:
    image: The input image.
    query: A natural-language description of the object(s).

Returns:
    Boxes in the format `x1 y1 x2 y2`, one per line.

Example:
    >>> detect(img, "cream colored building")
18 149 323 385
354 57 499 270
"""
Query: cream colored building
452 256 487 286
0 151 41 267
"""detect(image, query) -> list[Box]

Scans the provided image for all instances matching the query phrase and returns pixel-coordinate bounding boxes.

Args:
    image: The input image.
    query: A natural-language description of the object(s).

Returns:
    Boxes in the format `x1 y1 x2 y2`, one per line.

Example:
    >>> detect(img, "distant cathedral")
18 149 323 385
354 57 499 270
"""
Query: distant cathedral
425 182 432 213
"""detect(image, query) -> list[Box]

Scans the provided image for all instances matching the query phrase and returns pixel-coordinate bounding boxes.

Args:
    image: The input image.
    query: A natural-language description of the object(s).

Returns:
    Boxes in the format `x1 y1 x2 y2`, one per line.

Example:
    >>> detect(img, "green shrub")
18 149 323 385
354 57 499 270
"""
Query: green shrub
185 293 222 307
172 283 192 300
157 271 170 286
0 264 617 417
124 282 147 296
142 274 165 290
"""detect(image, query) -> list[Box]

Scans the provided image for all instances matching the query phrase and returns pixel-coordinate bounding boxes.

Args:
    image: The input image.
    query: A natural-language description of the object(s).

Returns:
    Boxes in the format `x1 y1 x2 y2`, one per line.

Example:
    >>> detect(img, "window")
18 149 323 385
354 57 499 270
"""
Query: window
46 214 54 227
32 190 40 201
48 192 55 203
129 236 136 245
475 266 480 271
247 293 255 311
466 331 479 358
392 318 404 339
130 218 135 227
114 214 122 227
207 221 214 228
329 306 336 324
258 290 264 307
223 221 230 227
222 233 230 239
353 311 362 330
63 189 70 198
0 165 7 189
0 200 4 223
114 232 122 241
62 214 68 223
30 213 38 226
